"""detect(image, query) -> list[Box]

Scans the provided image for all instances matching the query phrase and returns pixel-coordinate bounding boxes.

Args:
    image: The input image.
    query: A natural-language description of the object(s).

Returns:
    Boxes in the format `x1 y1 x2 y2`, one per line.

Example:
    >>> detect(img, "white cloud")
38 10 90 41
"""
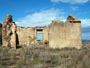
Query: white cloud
16 8 90 28
51 0 90 4
16 8 65 27
81 19 90 40
81 19 90 27
15 10 90 40
71 6 79 11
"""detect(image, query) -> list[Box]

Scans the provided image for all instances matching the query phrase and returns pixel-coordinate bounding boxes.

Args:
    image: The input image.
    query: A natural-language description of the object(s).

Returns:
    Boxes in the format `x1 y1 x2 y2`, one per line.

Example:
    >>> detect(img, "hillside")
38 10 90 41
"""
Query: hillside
0 42 90 68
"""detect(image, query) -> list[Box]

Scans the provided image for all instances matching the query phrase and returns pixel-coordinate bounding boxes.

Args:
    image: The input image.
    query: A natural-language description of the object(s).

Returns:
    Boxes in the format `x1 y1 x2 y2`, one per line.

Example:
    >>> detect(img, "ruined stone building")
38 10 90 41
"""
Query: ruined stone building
1 14 82 49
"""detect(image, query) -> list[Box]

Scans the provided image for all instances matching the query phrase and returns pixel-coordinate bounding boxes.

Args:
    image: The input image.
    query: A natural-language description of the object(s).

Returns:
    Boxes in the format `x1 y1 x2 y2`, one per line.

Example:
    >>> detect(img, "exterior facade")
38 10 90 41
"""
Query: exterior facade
2 14 82 49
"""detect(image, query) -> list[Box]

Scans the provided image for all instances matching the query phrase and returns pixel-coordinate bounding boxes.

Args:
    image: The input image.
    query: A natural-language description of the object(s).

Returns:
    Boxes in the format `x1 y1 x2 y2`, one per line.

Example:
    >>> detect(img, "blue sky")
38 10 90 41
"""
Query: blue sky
0 0 90 40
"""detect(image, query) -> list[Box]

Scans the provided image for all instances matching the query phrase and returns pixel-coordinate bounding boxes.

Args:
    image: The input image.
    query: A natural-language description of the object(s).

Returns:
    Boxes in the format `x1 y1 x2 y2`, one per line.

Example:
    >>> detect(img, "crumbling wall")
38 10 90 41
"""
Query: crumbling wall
48 15 82 49
16 27 36 46
48 21 67 48
2 15 16 48
43 26 49 45
16 26 49 46
2 14 82 49
65 22 82 49
66 15 82 48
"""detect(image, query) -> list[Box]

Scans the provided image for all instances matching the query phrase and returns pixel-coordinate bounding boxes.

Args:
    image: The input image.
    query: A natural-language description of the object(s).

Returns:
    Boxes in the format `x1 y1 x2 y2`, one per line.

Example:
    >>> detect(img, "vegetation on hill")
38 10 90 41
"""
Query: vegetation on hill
0 42 90 68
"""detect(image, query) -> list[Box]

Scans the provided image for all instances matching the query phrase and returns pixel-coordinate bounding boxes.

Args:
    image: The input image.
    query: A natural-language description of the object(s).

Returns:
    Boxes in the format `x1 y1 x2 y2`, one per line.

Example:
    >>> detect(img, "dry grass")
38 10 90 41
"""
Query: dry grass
0 42 90 68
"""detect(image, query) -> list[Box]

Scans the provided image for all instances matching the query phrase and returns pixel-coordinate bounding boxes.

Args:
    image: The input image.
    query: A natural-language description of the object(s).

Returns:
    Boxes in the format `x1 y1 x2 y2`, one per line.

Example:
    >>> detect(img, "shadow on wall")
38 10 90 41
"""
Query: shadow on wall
16 33 20 48
0 33 21 48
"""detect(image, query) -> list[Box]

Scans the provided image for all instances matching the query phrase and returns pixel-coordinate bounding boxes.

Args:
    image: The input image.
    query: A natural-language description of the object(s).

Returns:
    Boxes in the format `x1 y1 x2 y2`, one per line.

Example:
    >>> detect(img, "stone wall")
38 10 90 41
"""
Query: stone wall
16 26 49 46
2 15 16 48
2 14 82 49
48 20 82 49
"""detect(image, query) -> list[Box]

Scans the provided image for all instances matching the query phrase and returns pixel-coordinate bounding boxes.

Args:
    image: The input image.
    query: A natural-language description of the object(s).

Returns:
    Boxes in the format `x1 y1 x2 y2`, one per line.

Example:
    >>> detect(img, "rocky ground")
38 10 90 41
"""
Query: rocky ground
0 42 90 68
